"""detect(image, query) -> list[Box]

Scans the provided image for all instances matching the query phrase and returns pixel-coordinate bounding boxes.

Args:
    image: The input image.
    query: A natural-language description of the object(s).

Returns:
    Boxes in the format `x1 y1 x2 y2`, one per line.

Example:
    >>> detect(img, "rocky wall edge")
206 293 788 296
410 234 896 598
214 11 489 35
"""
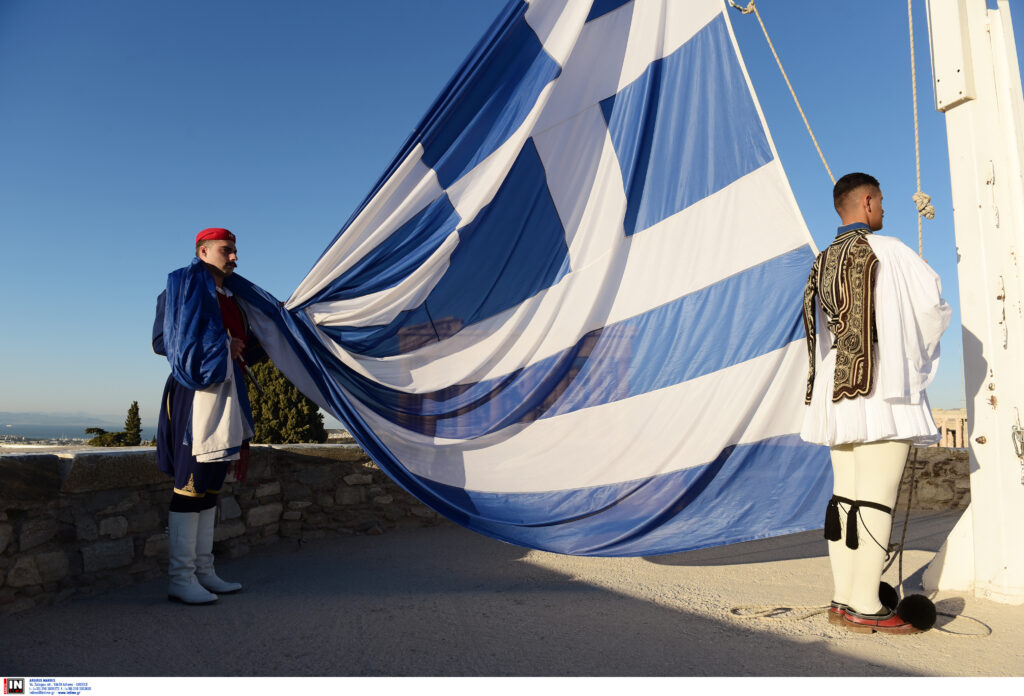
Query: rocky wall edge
0 445 445 615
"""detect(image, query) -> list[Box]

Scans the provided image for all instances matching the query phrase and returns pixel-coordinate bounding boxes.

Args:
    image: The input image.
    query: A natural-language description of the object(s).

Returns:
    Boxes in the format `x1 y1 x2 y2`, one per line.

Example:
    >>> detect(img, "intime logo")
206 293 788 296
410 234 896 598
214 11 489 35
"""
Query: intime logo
3 678 25 695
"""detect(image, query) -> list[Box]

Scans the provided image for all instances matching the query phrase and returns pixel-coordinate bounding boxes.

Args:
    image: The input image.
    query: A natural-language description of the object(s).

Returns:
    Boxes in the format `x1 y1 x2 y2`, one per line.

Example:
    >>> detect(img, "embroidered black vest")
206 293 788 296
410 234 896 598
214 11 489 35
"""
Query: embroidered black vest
803 226 878 403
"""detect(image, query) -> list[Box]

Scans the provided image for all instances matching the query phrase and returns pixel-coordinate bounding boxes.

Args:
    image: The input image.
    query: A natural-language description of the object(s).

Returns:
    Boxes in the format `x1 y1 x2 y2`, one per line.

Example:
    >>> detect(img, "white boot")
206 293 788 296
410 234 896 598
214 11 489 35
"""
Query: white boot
195 506 242 594
167 511 218 605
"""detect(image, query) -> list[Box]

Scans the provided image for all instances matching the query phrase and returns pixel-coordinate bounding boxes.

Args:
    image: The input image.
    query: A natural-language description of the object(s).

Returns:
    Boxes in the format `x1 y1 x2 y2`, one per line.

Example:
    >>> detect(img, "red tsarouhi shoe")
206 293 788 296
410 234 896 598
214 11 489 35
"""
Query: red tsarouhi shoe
828 602 848 626
842 607 921 634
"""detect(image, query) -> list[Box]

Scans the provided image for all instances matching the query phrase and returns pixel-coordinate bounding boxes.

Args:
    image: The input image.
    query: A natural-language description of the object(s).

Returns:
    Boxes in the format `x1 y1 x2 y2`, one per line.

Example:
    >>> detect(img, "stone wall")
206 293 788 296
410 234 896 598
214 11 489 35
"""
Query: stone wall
902 446 970 510
0 444 444 615
0 444 971 616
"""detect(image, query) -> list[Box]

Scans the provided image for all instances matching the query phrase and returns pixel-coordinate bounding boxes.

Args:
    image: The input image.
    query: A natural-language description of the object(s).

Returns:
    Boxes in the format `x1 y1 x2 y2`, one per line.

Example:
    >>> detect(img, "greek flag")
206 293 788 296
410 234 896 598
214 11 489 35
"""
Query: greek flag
230 0 831 555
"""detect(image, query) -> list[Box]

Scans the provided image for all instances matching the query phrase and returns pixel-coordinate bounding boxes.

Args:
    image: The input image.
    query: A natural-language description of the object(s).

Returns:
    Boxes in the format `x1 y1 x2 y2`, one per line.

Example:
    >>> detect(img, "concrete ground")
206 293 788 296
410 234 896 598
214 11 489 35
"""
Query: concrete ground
1 510 1021 677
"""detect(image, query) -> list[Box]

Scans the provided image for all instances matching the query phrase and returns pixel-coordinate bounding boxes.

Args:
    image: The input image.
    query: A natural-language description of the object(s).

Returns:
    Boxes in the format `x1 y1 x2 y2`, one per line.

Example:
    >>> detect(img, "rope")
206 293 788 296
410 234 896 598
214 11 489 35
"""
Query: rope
732 1 935 251
729 1 834 185
908 0 934 256
730 605 828 621
882 447 919 588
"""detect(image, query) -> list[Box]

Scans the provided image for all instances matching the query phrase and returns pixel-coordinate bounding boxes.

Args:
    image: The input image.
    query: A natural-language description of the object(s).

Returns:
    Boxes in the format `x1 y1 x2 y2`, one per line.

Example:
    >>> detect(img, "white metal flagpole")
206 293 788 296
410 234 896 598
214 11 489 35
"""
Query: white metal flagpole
923 0 1024 604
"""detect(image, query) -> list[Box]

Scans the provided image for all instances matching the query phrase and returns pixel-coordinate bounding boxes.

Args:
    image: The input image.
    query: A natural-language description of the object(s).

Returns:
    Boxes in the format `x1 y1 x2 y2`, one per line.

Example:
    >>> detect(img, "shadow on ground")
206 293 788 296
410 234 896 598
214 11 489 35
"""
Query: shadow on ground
646 510 961 567
0 520 963 677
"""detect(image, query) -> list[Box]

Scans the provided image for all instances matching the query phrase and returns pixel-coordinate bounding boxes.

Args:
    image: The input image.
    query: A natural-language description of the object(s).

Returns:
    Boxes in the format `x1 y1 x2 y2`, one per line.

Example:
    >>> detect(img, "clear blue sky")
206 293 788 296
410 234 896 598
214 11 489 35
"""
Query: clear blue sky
1 0 1020 426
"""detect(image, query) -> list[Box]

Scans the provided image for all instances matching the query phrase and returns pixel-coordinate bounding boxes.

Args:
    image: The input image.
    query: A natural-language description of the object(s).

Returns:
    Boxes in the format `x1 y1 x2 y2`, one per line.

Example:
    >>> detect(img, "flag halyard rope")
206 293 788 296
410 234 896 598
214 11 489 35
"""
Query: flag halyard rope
728 0 835 185
908 0 934 256
731 0 936 257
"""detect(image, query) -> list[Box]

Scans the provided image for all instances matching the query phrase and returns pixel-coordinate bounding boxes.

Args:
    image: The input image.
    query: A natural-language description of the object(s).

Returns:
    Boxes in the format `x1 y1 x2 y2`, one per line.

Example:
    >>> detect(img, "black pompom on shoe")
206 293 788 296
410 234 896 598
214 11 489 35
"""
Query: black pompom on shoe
879 581 900 611
896 594 937 631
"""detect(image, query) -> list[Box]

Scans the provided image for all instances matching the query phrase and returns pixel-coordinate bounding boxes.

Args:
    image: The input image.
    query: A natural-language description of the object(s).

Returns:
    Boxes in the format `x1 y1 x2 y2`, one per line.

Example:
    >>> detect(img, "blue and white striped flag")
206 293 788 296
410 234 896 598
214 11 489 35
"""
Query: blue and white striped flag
231 0 831 555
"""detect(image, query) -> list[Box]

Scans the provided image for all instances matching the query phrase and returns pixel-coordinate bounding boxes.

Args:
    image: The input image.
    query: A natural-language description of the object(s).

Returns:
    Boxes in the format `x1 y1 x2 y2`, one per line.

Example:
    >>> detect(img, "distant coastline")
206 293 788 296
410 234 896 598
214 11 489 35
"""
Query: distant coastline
0 424 156 443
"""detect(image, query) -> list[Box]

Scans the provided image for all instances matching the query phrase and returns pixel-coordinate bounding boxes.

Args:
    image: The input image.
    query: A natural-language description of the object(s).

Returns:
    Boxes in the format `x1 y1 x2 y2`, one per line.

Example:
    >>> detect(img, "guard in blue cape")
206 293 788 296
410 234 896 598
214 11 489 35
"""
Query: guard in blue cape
152 227 265 605
801 173 951 634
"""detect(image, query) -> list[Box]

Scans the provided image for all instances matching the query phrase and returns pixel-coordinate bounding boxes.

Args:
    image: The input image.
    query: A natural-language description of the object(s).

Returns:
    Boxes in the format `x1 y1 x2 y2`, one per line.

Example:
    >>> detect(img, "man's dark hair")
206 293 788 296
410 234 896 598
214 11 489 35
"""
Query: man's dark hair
833 172 880 211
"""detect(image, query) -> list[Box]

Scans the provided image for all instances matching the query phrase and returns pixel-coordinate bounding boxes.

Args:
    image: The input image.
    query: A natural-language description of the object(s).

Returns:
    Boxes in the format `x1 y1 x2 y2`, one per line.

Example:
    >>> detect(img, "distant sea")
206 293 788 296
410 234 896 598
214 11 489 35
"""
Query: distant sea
0 424 157 442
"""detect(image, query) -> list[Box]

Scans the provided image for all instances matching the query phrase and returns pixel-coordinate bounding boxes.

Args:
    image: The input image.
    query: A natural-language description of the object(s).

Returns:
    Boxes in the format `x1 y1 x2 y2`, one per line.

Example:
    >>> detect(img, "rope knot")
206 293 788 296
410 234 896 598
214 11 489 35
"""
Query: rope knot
913 191 936 220
728 1 757 14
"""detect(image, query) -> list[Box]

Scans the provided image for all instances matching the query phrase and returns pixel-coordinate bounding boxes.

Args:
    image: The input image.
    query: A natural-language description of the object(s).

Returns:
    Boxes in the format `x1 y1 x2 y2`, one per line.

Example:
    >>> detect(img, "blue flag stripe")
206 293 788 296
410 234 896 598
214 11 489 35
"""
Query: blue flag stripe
317 139 571 357
602 14 774 237
306 194 460 305
413 434 831 556
421 10 561 189
306 0 532 270
586 0 633 23
311 245 812 440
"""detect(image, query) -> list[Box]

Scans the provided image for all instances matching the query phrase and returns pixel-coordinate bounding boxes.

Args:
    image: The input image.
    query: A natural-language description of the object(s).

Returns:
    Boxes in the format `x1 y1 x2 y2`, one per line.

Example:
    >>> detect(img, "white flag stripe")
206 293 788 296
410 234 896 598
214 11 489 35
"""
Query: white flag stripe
305 230 460 330
618 0 723 92
288 146 445 308
532 3 634 134
345 340 808 493
525 0 593 68
306 161 805 394
444 80 560 226
533 104 628 270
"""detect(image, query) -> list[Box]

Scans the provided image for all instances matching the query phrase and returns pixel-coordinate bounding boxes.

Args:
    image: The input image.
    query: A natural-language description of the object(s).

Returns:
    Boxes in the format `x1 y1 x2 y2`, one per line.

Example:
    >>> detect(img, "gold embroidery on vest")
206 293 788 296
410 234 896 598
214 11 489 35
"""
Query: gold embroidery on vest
803 228 878 403
803 256 822 403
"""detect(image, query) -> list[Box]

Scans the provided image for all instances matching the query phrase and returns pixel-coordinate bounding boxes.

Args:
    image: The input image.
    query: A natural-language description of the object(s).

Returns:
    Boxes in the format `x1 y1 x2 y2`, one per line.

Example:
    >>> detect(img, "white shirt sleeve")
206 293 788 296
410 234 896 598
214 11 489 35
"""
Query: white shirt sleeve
869 235 952 404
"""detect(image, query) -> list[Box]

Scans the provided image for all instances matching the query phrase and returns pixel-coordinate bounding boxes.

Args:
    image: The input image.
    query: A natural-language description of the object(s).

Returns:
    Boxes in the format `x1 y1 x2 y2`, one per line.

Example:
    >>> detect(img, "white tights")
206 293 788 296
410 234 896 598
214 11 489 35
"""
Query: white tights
828 440 909 614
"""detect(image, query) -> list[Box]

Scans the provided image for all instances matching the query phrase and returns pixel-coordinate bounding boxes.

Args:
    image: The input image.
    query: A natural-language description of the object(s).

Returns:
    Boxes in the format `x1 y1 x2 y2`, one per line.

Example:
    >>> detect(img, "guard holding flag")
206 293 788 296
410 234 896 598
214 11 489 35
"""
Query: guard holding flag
152 227 265 605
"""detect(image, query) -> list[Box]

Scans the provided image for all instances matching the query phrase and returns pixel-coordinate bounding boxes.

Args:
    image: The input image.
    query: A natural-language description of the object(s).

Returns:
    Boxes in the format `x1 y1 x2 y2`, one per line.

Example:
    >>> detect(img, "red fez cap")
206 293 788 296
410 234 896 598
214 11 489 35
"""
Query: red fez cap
195 228 236 245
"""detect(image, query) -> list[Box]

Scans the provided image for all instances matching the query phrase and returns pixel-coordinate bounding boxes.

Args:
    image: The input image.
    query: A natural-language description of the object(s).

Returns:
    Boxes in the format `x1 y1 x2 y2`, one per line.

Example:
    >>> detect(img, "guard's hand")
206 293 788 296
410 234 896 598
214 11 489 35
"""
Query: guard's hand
230 337 246 360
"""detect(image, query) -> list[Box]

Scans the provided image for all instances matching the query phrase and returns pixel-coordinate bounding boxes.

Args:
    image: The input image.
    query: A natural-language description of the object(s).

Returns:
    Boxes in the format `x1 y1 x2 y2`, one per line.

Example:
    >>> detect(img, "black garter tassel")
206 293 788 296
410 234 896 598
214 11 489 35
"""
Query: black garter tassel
823 495 853 542
845 499 894 550
845 504 859 549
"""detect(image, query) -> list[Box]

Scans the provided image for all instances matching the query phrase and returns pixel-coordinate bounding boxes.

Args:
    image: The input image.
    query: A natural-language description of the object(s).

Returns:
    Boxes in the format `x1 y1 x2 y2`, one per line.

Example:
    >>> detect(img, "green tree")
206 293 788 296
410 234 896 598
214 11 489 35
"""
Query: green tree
123 400 142 446
248 361 327 444
84 400 142 447
84 427 126 447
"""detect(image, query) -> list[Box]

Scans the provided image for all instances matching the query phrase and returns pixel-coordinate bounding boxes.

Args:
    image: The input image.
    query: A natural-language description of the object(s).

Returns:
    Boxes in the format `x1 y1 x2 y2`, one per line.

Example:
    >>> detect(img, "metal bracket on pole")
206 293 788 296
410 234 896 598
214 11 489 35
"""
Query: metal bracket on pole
1013 409 1024 485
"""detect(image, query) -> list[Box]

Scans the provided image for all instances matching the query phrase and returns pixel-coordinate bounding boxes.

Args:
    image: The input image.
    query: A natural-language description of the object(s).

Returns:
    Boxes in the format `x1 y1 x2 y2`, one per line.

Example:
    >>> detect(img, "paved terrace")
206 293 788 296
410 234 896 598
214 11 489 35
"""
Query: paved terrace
0 511 1021 677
